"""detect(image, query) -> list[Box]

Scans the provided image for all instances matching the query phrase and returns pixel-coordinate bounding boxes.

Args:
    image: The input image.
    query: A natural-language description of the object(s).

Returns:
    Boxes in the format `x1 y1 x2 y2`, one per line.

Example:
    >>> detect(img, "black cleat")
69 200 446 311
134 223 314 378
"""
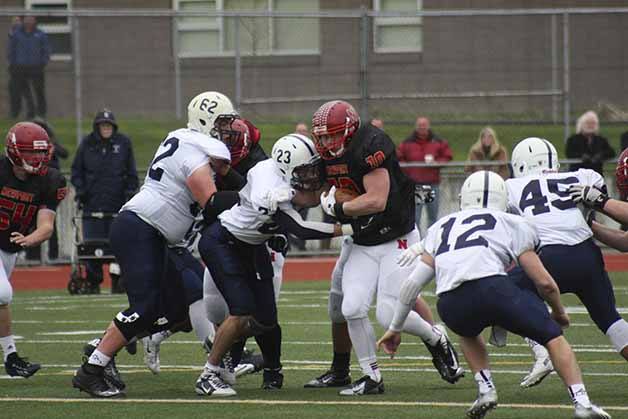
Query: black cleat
424 333 465 384
82 338 126 391
338 375 384 396
125 341 137 355
262 367 284 390
4 352 41 378
304 369 351 388
72 364 123 398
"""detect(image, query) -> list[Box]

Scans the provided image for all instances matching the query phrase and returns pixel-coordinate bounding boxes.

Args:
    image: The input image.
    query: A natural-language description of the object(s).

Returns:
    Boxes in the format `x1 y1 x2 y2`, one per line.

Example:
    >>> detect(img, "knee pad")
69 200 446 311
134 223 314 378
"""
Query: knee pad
606 319 628 353
247 316 277 337
328 290 345 323
114 310 145 342
0 279 12 305
341 295 369 321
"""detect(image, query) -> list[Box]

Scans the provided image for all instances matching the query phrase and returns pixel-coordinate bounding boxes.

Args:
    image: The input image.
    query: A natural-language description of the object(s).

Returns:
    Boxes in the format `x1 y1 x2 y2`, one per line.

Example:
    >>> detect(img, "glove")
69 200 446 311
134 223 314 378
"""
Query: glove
320 186 338 217
262 187 295 214
396 241 423 267
267 234 289 256
568 184 609 210
415 184 435 204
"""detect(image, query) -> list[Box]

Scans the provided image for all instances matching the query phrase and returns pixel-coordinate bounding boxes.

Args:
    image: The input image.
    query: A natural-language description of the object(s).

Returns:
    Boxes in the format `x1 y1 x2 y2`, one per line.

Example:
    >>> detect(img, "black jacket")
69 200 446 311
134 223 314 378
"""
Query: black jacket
566 133 615 175
71 128 138 212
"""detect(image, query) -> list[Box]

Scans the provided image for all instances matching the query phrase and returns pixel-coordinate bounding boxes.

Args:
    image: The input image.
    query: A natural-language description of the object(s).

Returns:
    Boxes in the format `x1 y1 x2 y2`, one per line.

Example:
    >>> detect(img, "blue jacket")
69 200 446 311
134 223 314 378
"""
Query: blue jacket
8 27 50 67
71 130 139 213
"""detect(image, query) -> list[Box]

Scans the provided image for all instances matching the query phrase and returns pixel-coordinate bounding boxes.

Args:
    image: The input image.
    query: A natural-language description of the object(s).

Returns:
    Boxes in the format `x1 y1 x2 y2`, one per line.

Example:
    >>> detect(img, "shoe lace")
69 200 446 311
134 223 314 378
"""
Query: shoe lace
13 356 33 368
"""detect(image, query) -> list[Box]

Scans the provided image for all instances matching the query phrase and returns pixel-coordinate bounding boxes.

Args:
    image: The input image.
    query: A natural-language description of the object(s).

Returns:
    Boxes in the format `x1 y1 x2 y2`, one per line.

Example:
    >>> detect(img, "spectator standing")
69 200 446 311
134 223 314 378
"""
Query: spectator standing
566 111 615 175
71 109 138 293
7 16 50 119
396 116 452 232
25 118 68 261
370 118 384 130
465 127 509 179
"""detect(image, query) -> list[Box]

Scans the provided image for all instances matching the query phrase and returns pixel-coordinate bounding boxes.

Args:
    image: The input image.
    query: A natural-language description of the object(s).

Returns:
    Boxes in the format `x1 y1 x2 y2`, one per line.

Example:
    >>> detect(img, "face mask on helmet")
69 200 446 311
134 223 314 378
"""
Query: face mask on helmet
291 156 325 192
187 91 237 137
5 122 52 176
213 116 251 166
311 100 360 160
616 148 628 201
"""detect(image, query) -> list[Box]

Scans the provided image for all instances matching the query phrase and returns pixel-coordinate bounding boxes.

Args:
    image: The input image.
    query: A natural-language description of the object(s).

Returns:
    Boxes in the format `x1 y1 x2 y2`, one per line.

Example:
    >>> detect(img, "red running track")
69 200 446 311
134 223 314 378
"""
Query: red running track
11 254 628 291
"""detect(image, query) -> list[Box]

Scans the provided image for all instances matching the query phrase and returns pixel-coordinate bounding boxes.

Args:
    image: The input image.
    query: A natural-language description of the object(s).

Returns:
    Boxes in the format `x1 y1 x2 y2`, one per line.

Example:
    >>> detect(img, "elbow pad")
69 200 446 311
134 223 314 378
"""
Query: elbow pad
202 191 240 224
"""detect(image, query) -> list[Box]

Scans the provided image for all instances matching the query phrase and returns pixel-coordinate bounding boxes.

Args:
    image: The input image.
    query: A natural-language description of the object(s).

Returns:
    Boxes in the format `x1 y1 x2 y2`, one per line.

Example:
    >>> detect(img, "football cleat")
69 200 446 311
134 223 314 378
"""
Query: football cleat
72 364 123 398
304 369 351 388
140 336 161 375
235 348 265 377
202 336 213 353
339 375 384 396
262 367 284 390
82 338 125 391
424 332 465 384
520 357 553 388
125 341 137 355
4 352 41 378
466 389 498 419
195 368 236 397
220 352 236 386
574 404 612 419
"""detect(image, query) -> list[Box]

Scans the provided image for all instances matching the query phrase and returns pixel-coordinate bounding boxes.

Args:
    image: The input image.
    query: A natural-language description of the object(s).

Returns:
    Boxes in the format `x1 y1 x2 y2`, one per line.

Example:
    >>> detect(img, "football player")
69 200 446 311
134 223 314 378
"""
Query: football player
72 91 236 398
378 170 610 419
194 134 353 396
504 138 628 389
0 122 67 378
307 100 462 396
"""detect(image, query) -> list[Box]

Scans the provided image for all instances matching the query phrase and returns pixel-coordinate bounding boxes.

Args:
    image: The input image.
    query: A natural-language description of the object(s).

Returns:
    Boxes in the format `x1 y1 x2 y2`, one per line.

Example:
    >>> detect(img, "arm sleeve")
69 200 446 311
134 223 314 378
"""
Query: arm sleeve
124 140 139 194
216 168 246 191
42 172 68 212
272 207 335 240
389 260 435 332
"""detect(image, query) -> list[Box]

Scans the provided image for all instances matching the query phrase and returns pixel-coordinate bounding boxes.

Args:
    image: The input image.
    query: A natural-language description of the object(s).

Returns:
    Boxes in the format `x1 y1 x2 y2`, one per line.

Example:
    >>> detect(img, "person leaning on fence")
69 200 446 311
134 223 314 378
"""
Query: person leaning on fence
7 16 50 119
70 109 139 294
396 116 452 233
566 111 615 175
465 126 509 179
24 118 69 262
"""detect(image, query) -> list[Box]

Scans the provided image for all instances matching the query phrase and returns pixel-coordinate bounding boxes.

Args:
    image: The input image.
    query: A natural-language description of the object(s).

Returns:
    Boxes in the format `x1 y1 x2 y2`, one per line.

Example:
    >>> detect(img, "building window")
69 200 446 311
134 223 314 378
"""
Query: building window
25 0 72 60
373 0 422 53
174 0 319 57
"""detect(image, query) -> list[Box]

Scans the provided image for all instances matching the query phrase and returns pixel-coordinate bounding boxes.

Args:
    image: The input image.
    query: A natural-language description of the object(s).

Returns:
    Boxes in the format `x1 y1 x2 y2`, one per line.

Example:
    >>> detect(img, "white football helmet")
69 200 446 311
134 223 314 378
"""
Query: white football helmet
271 134 324 191
460 170 508 211
511 137 560 178
187 91 237 136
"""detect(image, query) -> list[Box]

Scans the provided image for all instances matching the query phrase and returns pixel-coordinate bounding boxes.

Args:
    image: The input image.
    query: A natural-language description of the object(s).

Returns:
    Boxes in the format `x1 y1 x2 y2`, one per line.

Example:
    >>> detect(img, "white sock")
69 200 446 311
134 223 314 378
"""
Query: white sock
569 384 591 408
189 300 215 344
204 361 221 372
474 369 495 394
152 330 173 345
347 317 381 382
0 335 17 361
526 337 549 359
88 349 111 367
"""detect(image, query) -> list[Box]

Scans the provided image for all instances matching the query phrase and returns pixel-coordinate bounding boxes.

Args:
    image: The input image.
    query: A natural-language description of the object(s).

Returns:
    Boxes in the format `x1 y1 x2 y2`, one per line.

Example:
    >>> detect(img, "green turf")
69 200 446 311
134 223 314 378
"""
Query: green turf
1 118 625 173
1 276 627 418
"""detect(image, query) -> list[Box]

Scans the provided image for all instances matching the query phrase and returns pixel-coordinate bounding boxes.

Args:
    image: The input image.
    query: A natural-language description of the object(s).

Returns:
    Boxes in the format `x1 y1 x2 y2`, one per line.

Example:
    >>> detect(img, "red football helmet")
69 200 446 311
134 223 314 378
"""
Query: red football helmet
616 148 628 200
5 122 52 176
311 100 360 160
214 116 251 166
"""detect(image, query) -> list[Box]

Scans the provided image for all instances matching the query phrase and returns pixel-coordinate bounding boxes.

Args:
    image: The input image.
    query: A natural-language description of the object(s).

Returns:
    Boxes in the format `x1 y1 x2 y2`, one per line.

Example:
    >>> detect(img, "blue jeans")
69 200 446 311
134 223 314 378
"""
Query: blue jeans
415 184 439 235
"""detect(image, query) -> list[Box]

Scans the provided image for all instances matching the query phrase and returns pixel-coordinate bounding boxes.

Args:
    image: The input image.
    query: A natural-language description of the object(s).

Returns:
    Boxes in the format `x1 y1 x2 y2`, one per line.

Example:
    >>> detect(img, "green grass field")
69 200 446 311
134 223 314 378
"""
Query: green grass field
1 118 626 172
1 277 627 419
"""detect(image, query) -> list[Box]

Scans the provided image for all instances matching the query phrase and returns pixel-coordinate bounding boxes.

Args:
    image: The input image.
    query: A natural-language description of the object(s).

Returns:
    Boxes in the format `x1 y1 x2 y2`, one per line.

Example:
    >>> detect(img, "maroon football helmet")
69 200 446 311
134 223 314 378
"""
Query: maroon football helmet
5 122 52 176
311 100 360 160
213 116 251 166
616 148 628 200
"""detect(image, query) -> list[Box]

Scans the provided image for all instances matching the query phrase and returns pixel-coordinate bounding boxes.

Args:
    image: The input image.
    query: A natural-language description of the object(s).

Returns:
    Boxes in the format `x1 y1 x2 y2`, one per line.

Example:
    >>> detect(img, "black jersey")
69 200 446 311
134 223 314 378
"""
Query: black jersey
0 157 67 253
323 124 415 246
234 142 269 177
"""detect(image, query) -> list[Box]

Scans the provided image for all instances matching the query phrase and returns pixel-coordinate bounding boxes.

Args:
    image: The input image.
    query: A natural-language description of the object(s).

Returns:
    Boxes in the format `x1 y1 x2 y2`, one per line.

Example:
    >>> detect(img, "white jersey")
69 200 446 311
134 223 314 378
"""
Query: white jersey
220 159 335 244
423 208 538 295
123 128 230 244
506 169 603 247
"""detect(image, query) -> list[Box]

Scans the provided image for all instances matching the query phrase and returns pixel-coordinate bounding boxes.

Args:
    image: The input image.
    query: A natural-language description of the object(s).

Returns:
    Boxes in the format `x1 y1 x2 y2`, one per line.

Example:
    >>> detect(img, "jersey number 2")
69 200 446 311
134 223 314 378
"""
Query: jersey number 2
148 138 179 181
435 213 496 256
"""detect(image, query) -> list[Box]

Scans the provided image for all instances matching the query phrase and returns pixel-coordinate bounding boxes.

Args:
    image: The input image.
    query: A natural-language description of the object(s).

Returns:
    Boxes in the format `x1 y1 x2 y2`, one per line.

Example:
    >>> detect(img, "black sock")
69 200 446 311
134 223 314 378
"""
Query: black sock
254 325 282 370
332 351 351 372
230 339 246 366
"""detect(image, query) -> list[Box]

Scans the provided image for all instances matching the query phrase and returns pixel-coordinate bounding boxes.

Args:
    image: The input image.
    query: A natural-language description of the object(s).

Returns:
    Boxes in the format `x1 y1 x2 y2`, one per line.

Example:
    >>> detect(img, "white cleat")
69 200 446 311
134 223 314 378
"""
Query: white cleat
466 389 498 419
140 336 161 374
234 363 255 377
520 357 553 388
195 368 237 397
574 403 612 419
